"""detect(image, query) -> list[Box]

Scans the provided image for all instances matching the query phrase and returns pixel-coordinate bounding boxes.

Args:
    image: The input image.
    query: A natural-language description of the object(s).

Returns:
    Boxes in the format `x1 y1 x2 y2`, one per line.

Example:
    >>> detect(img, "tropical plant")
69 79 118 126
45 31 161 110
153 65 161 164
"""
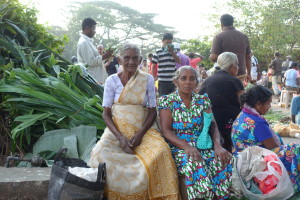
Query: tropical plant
0 0 105 155
1 65 105 153
181 37 214 69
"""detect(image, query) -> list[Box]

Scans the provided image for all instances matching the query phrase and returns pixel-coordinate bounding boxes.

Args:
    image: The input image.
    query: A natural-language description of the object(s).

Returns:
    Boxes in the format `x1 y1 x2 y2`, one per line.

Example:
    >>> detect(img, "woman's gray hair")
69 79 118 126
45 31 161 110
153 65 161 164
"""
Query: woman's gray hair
173 65 199 85
97 44 104 49
118 43 140 57
217 52 238 71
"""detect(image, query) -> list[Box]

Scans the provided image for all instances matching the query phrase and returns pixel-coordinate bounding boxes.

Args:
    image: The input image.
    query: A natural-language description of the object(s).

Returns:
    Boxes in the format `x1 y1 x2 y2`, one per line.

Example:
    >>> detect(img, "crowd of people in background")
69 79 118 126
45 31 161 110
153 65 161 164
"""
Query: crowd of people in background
70 13 300 200
74 16 300 97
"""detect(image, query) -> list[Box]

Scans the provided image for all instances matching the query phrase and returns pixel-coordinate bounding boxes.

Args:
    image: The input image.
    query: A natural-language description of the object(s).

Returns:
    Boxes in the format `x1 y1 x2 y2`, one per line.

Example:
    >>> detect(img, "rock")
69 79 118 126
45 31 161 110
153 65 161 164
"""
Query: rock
0 167 51 200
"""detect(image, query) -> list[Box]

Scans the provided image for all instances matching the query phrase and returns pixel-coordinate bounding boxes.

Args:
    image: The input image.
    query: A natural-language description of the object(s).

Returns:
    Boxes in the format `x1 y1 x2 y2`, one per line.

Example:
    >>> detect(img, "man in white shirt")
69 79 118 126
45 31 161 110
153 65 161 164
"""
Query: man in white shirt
283 62 300 89
282 55 293 74
77 18 112 84
251 50 259 82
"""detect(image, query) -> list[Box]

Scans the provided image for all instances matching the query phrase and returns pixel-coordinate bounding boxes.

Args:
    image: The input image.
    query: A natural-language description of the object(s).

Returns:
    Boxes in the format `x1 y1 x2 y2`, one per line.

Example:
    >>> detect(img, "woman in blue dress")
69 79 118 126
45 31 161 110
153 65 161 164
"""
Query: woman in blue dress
232 85 300 192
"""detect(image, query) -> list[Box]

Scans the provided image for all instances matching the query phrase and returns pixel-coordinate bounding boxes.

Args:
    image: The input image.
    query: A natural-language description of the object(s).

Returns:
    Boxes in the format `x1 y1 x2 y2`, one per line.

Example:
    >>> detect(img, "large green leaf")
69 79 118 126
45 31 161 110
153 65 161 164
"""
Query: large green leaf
0 84 63 104
33 126 97 161
12 113 53 139
5 19 29 43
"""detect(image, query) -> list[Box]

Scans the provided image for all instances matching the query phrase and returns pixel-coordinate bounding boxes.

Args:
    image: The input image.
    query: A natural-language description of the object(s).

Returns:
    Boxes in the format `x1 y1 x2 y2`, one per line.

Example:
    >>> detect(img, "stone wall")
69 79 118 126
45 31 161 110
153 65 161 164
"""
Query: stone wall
0 167 51 200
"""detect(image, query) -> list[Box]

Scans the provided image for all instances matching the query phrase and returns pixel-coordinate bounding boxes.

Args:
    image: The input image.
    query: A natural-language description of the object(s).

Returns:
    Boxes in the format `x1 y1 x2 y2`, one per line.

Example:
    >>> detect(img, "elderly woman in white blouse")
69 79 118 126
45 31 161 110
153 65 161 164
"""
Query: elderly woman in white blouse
89 43 180 200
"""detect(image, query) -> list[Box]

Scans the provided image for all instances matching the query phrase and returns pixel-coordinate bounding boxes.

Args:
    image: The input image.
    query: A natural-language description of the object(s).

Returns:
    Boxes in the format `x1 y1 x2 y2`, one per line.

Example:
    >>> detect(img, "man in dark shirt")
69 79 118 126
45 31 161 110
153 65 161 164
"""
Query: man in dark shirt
210 14 251 83
105 55 119 76
269 52 283 96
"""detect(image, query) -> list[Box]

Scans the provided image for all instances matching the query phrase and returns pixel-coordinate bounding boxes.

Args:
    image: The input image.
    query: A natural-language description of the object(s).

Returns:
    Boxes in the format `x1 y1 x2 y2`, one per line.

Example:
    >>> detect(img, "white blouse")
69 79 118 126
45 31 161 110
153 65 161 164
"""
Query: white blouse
102 73 156 108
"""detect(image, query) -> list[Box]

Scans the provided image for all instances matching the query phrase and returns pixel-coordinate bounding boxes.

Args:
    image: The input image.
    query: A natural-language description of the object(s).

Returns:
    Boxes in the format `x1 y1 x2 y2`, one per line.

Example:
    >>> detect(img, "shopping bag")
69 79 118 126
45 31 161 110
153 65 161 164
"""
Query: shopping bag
48 148 105 200
232 146 294 200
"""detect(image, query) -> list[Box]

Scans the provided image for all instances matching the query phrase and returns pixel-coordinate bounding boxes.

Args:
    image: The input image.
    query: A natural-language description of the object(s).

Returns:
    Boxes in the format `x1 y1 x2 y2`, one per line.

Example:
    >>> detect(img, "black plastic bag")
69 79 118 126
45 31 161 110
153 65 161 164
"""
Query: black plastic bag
48 148 105 200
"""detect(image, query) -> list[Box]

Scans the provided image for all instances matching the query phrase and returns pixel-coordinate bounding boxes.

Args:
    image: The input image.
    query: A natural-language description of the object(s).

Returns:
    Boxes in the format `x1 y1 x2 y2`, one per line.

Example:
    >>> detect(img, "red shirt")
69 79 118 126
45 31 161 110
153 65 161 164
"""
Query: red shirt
149 62 158 77
189 57 202 69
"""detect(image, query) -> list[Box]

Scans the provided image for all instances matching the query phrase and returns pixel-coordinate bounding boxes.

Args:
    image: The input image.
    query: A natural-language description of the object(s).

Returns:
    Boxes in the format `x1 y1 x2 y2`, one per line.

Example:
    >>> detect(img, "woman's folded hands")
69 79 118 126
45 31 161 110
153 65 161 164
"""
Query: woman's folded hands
118 132 146 154
118 135 134 154
130 131 144 149
214 145 232 165
184 145 203 162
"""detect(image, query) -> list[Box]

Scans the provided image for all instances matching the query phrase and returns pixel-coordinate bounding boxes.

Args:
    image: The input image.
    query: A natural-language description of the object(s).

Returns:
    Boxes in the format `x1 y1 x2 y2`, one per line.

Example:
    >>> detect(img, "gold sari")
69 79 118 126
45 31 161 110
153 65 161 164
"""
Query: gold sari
89 70 180 200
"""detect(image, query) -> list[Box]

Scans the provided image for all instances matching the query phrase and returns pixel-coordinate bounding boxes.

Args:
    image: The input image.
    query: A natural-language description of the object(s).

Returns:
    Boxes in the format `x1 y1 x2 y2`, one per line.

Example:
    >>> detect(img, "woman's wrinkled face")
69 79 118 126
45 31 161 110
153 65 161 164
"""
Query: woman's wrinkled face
175 70 197 95
119 49 139 73
255 97 272 115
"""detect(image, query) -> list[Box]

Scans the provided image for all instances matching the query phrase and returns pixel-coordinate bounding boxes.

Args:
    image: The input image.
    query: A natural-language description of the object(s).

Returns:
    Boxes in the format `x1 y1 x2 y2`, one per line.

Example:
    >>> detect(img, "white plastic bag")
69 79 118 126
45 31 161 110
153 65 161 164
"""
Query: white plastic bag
253 161 281 181
68 167 98 182
232 146 294 200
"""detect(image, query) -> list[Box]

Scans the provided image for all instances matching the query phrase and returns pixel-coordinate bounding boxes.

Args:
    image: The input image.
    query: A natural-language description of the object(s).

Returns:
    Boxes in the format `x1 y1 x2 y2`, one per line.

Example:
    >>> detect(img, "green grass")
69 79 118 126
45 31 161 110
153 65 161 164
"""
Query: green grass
229 192 300 200
264 109 289 125
228 196 247 200
289 192 300 199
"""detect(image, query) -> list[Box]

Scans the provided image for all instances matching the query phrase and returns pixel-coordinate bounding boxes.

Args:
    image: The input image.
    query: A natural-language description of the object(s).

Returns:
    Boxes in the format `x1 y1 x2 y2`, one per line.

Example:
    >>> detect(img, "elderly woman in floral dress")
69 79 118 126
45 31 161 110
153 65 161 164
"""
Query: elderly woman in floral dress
158 65 233 200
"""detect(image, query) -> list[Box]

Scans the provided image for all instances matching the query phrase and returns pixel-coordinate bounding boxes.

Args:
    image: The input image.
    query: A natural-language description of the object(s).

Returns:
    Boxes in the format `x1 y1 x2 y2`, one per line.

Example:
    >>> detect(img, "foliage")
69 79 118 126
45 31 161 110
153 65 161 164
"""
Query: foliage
264 109 288 125
181 37 214 69
0 0 105 155
0 108 11 156
226 0 300 70
0 0 68 67
61 0 176 59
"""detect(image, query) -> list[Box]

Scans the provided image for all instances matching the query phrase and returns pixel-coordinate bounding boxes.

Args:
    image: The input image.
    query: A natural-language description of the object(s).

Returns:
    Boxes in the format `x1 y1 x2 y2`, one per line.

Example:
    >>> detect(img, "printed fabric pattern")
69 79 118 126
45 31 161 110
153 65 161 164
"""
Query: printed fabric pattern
89 70 180 199
232 110 300 192
158 91 232 200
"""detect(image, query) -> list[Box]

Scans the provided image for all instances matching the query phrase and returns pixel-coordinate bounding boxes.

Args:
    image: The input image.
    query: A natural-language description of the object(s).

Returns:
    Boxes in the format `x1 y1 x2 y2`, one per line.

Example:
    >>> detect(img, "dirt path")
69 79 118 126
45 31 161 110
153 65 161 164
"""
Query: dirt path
269 95 300 144
271 95 290 116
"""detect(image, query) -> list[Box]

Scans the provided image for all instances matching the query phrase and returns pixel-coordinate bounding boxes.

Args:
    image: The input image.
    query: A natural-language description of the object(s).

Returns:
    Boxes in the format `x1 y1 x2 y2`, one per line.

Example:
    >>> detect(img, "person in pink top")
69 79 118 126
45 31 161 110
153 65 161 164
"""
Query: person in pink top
173 43 190 69
189 52 205 69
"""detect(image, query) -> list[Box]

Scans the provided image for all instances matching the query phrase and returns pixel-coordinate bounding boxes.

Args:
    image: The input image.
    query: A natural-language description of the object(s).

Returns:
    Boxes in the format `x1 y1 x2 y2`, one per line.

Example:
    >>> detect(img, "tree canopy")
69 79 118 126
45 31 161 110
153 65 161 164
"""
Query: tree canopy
181 37 213 68
38 0 300 70
60 1 176 59
226 0 300 68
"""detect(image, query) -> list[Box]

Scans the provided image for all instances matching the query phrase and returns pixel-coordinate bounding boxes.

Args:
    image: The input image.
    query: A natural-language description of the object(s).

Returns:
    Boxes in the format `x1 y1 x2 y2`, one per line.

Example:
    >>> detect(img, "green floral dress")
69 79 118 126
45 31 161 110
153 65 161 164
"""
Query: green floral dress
158 91 232 200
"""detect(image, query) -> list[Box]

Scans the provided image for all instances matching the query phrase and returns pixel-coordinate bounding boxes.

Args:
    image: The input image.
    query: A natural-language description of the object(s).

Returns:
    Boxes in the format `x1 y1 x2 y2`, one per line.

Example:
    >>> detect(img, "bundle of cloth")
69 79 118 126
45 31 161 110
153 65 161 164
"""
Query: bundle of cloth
273 122 300 138
252 155 282 194
232 146 294 200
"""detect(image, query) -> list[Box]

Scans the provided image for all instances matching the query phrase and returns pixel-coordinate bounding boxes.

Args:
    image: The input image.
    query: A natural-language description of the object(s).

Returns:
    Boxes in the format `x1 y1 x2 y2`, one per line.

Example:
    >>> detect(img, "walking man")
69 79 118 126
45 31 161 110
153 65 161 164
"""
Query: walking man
251 50 259 83
210 14 251 83
269 52 283 96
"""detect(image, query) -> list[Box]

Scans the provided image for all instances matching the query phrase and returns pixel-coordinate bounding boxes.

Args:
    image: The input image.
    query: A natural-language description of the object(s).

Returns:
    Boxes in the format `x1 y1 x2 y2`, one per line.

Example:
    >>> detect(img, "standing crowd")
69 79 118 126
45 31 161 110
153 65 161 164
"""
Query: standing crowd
74 14 300 200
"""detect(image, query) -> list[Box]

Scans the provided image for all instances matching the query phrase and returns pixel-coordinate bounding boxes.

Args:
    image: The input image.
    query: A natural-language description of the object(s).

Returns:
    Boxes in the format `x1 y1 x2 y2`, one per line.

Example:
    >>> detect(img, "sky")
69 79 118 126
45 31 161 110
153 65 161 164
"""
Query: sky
19 0 231 40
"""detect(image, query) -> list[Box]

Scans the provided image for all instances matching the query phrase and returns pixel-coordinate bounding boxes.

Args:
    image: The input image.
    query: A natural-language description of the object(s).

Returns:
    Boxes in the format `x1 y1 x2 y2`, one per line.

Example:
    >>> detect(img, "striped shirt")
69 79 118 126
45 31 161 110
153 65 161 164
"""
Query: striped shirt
152 49 176 82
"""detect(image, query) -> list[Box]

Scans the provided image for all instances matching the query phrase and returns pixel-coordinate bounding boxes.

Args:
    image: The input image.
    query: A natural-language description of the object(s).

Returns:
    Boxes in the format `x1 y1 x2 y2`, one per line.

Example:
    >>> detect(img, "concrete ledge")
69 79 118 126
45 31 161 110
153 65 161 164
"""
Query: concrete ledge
0 167 51 200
